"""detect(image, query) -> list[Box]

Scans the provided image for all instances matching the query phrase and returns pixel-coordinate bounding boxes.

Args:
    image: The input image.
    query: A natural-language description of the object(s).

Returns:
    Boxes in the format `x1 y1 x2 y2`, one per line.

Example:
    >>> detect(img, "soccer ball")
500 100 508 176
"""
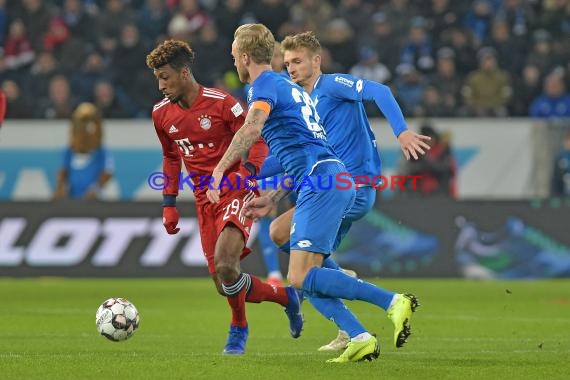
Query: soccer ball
95 297 140 342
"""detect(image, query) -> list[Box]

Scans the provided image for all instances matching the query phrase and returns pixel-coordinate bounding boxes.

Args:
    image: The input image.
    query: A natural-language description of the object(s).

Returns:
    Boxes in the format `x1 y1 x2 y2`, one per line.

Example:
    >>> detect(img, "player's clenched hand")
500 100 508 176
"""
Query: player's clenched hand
397 130 431 160
241 196 275 221
162 206 180 234
206 169 223 203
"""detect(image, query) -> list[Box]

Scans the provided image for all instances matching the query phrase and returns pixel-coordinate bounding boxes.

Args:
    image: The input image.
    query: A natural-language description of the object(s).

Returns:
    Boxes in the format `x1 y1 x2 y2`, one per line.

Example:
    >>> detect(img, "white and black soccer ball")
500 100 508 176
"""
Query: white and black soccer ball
95 297 140 342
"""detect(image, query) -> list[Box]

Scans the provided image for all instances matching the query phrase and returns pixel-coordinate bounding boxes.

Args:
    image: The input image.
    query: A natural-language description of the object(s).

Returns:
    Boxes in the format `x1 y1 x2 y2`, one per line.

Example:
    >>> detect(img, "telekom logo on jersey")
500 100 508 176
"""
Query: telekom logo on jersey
147 172 422 191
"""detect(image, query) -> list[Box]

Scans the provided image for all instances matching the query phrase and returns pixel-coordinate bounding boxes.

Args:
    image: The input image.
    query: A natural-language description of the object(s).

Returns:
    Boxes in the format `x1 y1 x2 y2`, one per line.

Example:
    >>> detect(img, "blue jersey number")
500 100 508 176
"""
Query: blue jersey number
291 88 326 139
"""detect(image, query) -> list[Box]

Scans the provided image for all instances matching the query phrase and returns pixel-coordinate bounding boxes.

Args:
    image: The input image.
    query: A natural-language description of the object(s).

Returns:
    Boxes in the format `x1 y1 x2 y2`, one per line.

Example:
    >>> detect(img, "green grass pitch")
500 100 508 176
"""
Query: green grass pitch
1 278 569 379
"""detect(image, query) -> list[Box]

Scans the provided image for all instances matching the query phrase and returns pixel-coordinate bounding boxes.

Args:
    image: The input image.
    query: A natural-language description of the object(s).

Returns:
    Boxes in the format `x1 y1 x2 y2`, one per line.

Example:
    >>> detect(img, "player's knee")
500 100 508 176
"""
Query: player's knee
269 220 288 246
286 271 306 289
215 261 240 283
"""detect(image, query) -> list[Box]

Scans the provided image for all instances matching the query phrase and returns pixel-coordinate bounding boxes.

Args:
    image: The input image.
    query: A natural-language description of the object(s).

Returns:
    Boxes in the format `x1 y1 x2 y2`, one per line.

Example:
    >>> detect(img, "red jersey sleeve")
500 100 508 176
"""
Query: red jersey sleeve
152 112 181 196
223 96 268 176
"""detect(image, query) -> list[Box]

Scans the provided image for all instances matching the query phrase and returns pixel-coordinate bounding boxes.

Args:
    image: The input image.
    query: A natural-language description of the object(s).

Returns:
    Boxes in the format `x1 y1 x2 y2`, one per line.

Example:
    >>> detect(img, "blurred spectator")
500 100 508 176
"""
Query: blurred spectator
93 80 130 118
441 27 477 76
177 0 210 37
12 0 52 53
97 0 135 57
1 80 31 118
349 46 391 84
251 0 289 36
429 47 464 116
487 18 525 75
418 85 455 117
290 0 334 37
380 0 417 39
3 19 35 75
61 0 98 44
137 0 171 46
400 123 457 198
26 51 62 101
496 0 535 39
400 16 435 73
509 63 542 116
43 16 70 52
526 29 560 78
192 22 232 87
214 0 248 40
111 23 148 93
360 12 401 73
529 71 570 118
425 0 460 43
551 131 570 197
336 0 372 36
37 74 77 119
320 18 356 71
537 0 570 39
53 102 114 200
462 47 512 117
393 63 426 117
463 0 493 48
71 51 108 102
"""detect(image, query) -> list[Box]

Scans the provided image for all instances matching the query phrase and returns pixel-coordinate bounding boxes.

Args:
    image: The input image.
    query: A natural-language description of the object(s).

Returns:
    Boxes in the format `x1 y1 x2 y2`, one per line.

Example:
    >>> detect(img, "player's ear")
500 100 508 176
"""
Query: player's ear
181 67 190 80
314 54 321 66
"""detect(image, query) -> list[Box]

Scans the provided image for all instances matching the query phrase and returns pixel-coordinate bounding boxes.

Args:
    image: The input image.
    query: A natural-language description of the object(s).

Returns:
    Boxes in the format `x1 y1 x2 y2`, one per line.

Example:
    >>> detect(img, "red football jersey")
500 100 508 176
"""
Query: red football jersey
152 86 267 198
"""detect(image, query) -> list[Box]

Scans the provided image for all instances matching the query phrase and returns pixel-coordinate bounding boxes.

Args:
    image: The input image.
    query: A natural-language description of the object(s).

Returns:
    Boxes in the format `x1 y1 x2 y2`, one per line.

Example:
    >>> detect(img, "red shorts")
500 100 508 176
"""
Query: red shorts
196 189 258 274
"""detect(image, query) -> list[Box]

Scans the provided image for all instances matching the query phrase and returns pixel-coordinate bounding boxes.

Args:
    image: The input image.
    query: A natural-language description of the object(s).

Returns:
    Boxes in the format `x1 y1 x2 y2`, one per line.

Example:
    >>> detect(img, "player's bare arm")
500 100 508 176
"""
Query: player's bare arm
242 178 292 220
207 108 268 203
397 130 432 161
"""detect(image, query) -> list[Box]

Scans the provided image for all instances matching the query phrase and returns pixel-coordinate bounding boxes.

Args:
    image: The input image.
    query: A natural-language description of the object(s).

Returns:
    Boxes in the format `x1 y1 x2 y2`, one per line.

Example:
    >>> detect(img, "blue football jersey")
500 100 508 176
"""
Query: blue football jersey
62 147 114 198
248 70 339 182
312 74 382 178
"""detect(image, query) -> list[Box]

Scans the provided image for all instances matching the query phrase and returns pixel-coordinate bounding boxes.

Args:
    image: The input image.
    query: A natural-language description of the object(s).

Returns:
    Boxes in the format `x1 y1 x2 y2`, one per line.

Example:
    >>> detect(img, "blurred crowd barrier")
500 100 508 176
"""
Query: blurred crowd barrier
3 118 567 200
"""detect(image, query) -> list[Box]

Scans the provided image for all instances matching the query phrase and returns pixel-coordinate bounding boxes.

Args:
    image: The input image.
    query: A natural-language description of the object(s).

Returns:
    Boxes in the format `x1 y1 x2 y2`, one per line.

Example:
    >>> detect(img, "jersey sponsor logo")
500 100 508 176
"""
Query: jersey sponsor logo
356 80 363 93
334 76 354 87
231 102 244 117
198 115 212 130
168 125 179 134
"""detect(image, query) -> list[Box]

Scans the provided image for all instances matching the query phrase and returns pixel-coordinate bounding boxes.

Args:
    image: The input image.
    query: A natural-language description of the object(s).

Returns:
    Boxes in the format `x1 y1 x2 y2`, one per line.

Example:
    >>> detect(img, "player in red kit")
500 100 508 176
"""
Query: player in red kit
146 40 303 355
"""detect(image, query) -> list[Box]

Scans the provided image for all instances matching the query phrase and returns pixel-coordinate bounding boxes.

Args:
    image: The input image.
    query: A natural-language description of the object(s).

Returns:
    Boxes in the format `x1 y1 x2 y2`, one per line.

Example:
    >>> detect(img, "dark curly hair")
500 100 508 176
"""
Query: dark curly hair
146 39 196 71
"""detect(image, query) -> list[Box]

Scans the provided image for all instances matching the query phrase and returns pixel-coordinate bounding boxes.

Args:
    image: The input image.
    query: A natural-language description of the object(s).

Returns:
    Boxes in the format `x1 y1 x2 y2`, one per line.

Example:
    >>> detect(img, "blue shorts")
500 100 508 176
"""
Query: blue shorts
332 186 376 251
290 161 355 255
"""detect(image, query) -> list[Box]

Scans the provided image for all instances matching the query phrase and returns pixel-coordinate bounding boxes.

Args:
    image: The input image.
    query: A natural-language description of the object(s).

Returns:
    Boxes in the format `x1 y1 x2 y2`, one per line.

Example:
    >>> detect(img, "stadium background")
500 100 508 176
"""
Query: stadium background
1 0 569 279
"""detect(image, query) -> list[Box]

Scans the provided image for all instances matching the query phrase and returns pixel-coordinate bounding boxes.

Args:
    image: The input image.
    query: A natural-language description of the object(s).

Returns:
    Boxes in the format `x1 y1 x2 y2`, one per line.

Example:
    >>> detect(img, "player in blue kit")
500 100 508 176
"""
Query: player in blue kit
256 31 432 352
207 23 429 363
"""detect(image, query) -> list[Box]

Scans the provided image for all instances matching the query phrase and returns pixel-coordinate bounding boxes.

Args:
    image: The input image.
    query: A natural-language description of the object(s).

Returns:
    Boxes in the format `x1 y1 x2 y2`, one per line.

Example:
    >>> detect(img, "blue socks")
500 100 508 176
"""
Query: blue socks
302 267 395 310
308 295 365 338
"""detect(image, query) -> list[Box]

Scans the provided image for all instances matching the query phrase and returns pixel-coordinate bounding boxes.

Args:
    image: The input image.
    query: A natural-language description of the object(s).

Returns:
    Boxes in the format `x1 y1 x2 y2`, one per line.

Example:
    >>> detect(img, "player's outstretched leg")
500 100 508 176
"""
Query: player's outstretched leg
302 267 420 348
387 293 420 348
317 267 357 352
